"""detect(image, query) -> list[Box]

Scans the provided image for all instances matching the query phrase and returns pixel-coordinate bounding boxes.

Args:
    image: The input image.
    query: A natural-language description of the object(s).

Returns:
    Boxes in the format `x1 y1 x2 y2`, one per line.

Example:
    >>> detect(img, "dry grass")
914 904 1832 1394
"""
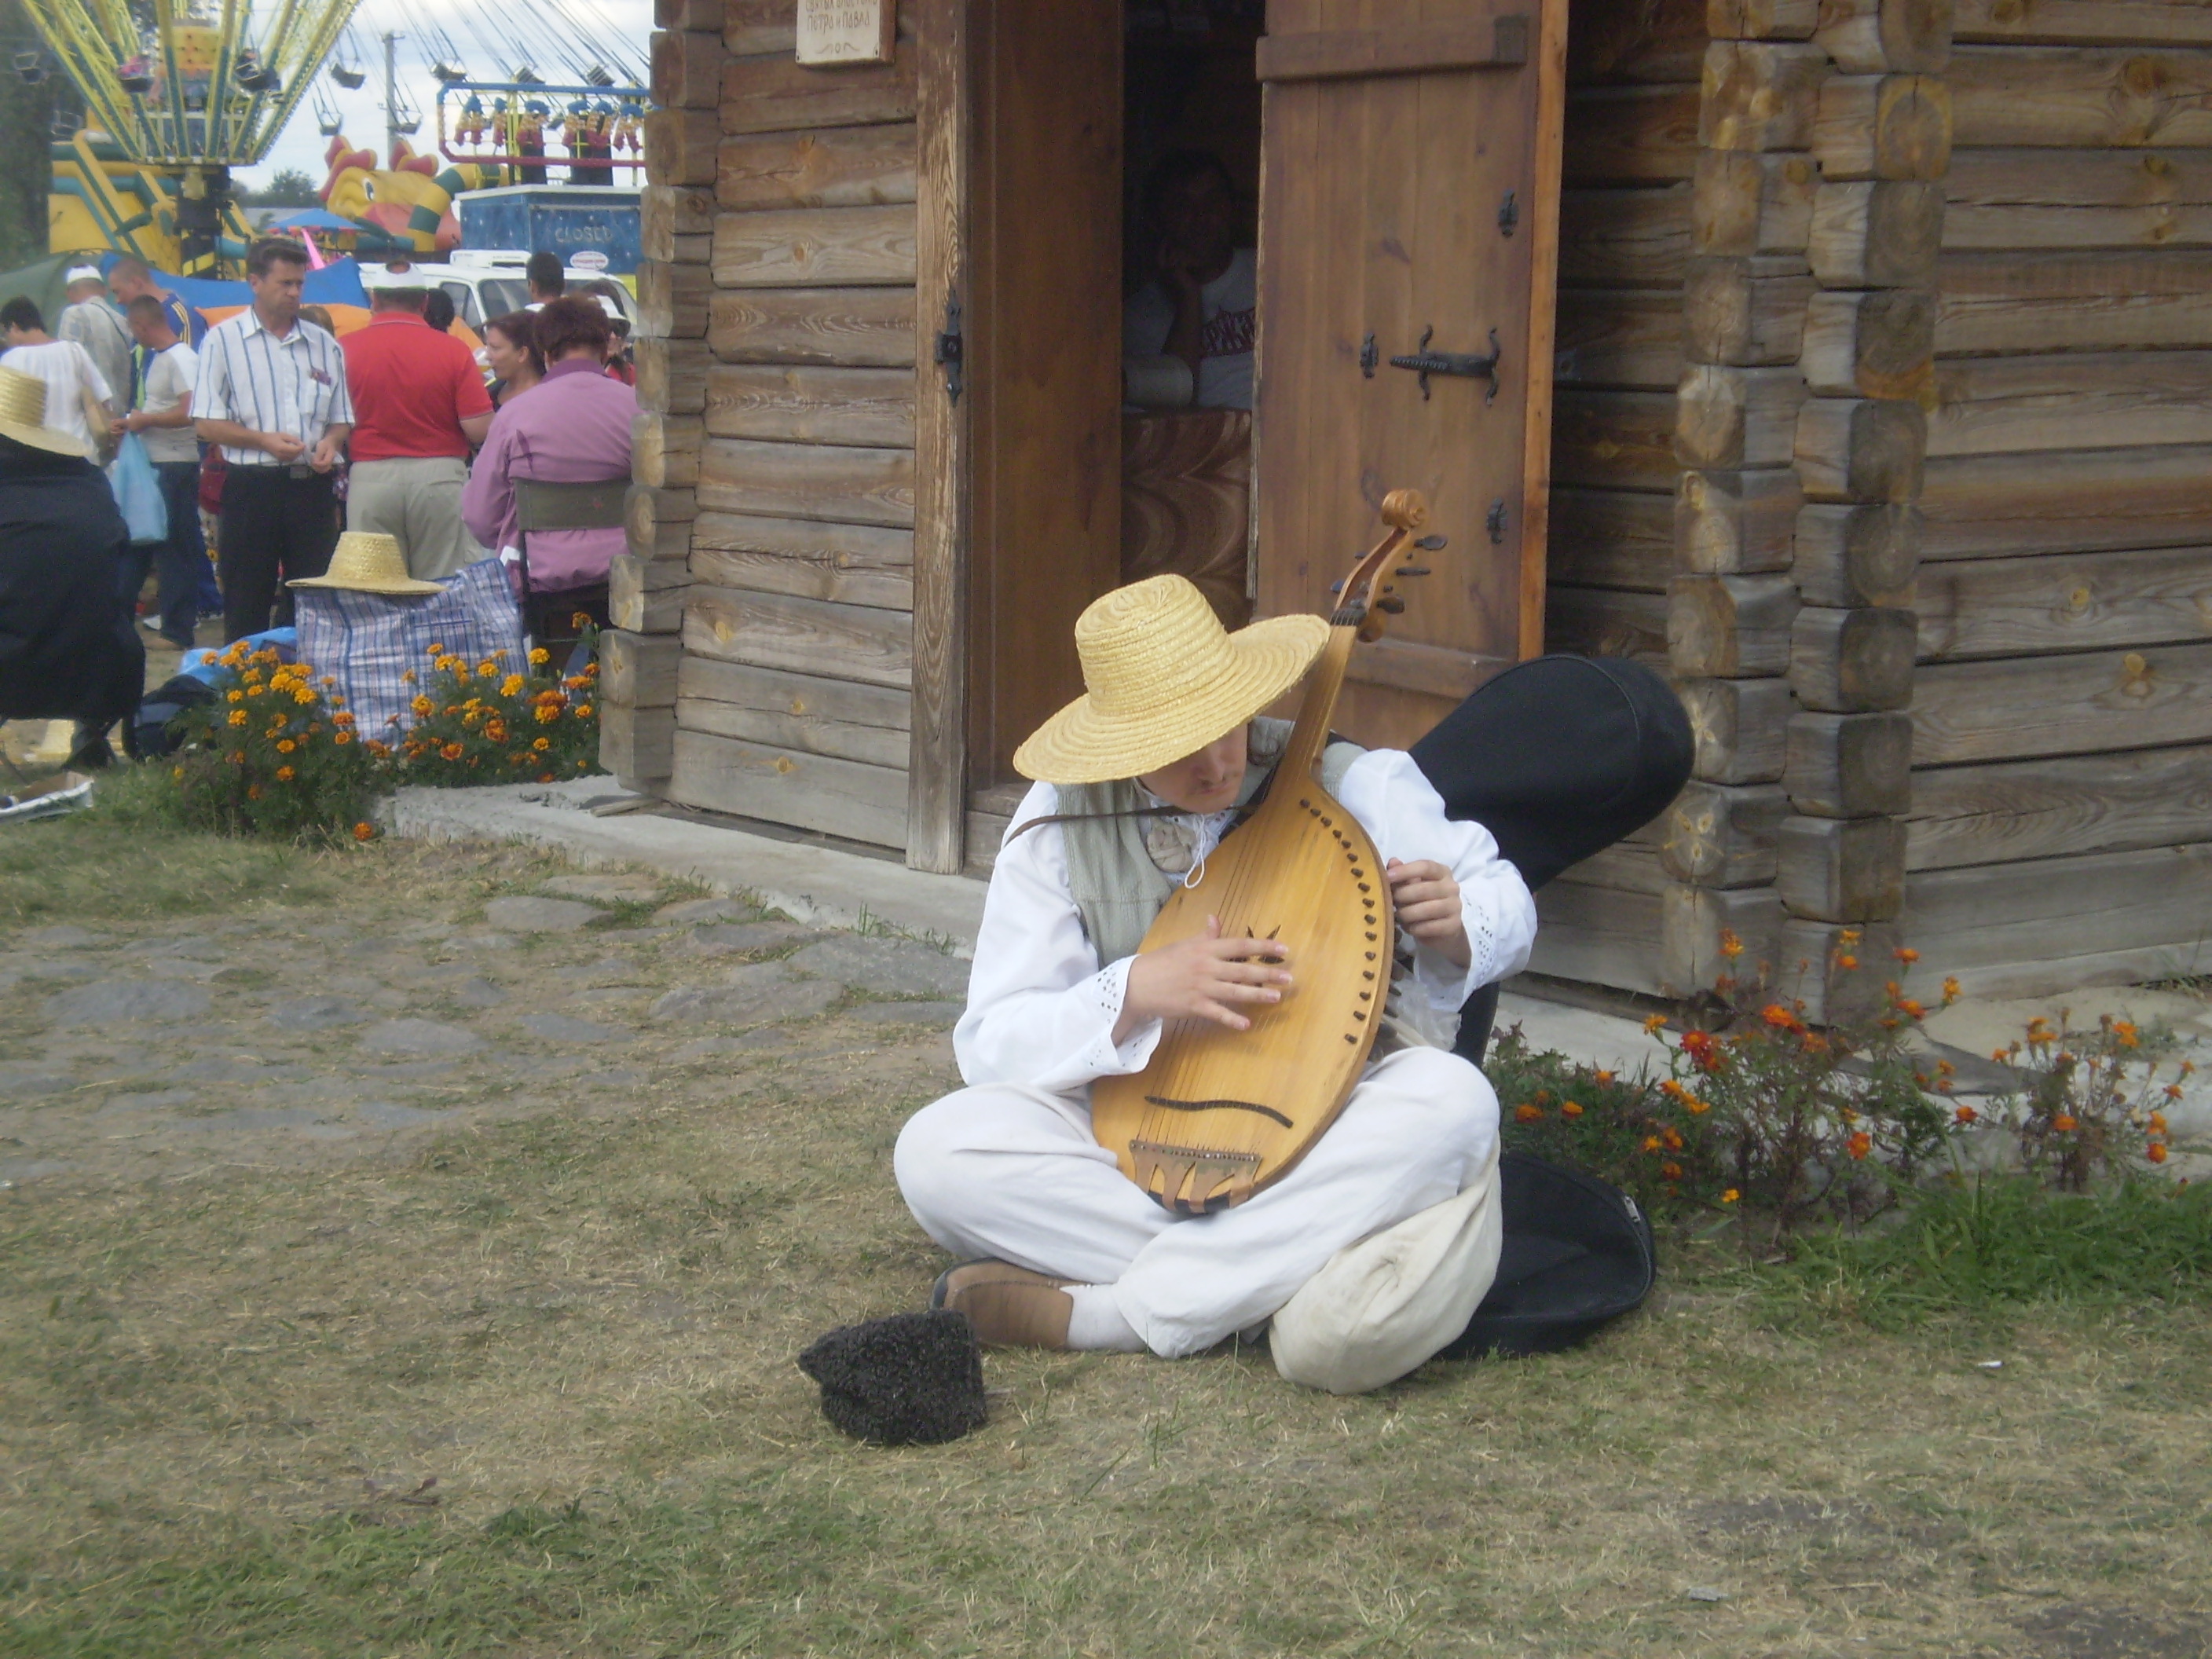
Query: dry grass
0 826 2208 1655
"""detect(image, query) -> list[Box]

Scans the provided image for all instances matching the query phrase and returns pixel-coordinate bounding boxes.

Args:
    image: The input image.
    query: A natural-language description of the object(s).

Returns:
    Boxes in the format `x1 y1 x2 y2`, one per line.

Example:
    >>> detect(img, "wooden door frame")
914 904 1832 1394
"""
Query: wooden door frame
907 0 971 874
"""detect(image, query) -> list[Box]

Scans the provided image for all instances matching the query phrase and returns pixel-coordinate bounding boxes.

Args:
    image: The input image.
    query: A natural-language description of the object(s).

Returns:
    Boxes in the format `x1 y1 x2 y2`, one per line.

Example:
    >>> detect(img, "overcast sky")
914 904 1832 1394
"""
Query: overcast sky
236 0 653 189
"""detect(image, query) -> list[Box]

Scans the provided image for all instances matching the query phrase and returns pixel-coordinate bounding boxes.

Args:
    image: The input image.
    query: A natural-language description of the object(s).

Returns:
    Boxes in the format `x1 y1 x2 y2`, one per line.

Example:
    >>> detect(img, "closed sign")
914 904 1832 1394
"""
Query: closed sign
797 0 894 64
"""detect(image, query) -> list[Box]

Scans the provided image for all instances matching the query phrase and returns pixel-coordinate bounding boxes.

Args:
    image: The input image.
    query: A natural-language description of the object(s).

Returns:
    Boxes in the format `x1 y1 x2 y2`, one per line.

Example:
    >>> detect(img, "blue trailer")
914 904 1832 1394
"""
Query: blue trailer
454 185 643 276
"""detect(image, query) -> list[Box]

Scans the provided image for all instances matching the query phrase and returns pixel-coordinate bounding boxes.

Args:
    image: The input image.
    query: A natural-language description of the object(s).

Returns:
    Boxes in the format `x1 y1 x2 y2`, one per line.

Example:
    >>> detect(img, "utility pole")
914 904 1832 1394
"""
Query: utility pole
381 29 401 167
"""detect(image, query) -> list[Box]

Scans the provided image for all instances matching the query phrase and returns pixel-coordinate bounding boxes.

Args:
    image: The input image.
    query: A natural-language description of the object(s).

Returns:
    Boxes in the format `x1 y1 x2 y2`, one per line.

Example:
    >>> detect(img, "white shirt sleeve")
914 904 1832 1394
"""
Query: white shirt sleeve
193 329 234 423
71 342 112 405
951 781 1166 1095
1335 748 1538 1013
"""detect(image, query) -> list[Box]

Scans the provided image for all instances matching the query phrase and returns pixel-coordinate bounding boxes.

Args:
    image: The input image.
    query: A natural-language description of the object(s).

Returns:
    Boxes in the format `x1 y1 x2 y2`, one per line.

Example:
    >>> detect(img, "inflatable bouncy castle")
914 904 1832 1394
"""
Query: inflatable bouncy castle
318 136 503 257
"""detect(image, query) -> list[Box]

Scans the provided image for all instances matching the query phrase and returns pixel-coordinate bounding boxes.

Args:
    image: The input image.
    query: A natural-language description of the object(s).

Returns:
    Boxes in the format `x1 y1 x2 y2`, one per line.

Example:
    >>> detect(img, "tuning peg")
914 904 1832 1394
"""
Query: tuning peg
1375 595 1406 615
1328 580 1344 595
1415 534 1447 550
1394 565 1430 577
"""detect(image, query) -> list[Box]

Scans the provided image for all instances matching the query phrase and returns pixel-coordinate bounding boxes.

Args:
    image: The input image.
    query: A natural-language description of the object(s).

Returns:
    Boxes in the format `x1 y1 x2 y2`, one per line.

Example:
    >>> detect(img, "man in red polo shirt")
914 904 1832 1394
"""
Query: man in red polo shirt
341 277 495 580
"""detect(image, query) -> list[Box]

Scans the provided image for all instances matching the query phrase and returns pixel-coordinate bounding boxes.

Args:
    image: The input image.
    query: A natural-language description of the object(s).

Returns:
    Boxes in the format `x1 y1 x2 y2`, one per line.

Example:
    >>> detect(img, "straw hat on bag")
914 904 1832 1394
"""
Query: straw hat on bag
287 531 446 596
0 364 92 458
1011 575 1330 786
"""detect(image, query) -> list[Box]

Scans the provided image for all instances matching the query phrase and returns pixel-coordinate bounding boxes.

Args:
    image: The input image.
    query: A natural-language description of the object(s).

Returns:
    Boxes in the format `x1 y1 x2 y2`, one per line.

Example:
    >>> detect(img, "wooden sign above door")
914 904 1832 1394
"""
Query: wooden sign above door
797 0 897 66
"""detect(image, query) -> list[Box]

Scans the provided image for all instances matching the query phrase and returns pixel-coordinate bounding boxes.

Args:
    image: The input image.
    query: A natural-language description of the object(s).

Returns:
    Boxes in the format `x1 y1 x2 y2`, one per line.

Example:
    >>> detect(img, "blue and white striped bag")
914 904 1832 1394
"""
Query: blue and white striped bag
292 557 526 744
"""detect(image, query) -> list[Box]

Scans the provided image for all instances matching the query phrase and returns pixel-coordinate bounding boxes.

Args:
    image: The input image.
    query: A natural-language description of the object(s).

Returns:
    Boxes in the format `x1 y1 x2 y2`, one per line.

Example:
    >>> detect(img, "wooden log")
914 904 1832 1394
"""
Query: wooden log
1948 46 2212 150
1691 152 1817 261
1680 675 1795 782
1570 0 1709 83
1943 148 2212 254
711 203 917 288
1953 2 2212 47
652 28 723 108
1700 42 1829 152
636 258 712 340
1814 75 1953 181
1915 639 2212 764
1915 544 2212 661
1677 467 1804 575
703 363 914 447
1544 586 1672 663
723 0 796 53
1907 743 2212 871
1928 350 2212 459
1905 844 2212 999
1558 840 1669 899
1675 364 1807 471
707 286 917 366
1800 290 1936 403
1554 289 1684 390
1553 389 1683 490
633 412 704 489
645 108 720 189
678 695 909 769
1707 0 1817 41
1668 573 1802 676
1920 444 2212 560
1795 397 1925 504
1808 180 1944 287
1683 256 1816 366
609 553 691 634
1938 251 2212 355
1786 709 1913 816
679 653 910 730
641 183 718 264
720 49 917 136
1563 86 1705 185
668 728 907 848
1658 780 1789 886
626 484 698 563
694 436 914 526
1549 487 1677 590
1661 883 1785 997
1560 185 1693 287
1793 502 1919 606
633 337 712 416
1778 813 1906 920
600 702 677 786
656 0 721 30
718 124 917 211
601 630 683 708
683 584 912 688
1812 0 1954 74
1792 605 1918 710
690 512 913 610
1526 879 1665 996
1780 917 1903 1023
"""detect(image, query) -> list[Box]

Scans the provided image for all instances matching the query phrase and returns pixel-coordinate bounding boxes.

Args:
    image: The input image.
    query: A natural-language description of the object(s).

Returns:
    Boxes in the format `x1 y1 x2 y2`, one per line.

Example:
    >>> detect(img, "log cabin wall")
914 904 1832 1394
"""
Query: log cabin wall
1904 1 2212 995
627 0 922 849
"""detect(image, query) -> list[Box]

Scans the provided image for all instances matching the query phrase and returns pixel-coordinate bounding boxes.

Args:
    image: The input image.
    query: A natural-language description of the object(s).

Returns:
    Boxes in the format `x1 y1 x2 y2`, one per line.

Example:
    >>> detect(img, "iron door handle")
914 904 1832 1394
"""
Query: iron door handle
1390 325 1502 403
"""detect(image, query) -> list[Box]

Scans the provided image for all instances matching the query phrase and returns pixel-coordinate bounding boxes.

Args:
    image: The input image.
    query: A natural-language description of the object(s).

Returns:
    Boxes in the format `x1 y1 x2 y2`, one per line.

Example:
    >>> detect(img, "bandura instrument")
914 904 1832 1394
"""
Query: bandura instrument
1090 490 1437 1213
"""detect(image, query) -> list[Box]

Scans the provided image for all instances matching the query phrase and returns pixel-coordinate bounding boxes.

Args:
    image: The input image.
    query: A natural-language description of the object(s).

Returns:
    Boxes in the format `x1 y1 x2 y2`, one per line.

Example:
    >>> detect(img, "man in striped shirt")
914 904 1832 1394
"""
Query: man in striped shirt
194 238 353 640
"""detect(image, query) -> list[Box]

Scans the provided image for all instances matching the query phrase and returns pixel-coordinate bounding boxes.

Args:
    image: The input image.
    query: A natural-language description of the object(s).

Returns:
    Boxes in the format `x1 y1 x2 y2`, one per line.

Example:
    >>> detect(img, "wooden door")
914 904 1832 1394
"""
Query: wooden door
964 0 1126 791
1253 0 1569 750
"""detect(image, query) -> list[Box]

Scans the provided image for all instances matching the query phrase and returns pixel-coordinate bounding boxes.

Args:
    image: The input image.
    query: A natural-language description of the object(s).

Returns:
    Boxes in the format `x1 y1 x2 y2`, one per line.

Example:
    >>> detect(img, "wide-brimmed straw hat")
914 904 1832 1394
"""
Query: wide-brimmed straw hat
287 531 446 595
1012 575 1331 785
0 364 91 458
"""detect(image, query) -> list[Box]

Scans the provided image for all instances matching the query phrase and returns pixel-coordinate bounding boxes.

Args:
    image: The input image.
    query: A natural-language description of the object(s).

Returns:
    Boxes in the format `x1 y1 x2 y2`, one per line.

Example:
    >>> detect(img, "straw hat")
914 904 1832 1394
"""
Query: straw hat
1012 575 1331 785
287 531 446 595
0 365 91 457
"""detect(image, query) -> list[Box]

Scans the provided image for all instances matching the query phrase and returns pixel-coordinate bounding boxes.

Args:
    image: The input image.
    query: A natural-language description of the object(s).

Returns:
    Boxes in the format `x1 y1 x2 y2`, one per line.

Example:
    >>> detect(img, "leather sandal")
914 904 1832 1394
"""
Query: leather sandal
931 1259 1076 1350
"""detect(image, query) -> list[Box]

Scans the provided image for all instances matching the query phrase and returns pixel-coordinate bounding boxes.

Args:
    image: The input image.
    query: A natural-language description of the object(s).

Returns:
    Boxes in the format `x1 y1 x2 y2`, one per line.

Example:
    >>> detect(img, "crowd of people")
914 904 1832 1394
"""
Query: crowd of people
0 240 637 766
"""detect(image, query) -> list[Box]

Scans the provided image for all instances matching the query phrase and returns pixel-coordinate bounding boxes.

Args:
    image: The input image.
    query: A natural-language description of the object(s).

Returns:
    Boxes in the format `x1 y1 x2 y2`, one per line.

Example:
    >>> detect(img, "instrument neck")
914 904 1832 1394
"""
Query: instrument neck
1276 625 1357 786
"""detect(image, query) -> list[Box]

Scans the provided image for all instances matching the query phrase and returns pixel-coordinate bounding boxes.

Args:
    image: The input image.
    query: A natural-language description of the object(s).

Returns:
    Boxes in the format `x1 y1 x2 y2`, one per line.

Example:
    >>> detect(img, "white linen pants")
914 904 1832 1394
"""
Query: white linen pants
895 1046 1502 1387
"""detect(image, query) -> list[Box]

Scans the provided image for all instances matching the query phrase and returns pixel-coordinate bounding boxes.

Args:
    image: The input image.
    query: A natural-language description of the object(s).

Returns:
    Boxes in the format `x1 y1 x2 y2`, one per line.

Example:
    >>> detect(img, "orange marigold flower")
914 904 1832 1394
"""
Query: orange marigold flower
2148 1111 2169 1133
532 736 551 752
1836 954 1859 972
333 711 354 727
538 772 555 782
1943 976 1961 1003
573 703 593 719
2113 1020 2140 1048
1660 1161 1683 1181
534 704 560 724
1954 1104 1978 1125
1643 1013 1667 1035
1593 1070 1615 1087
365 740 390 758
440 742 465 761
1686 1097 1710 1115
1662 1127 1684 1151
1846 1131 1872 1160
1838 928 1861 947
1801 1032 1830 1056
1720 1188 1740 1204
247 782 262 800
2053 1113 2078 1133
500 673 527 697
274 765 295 782
335 731 352 745
1514 1103 1544 1122
571 610 591 628
1719 927 1744 961
1761 1003 1800 1031
1897 998 1926 1020
275 738 296 754
1562 1101 1584 1118
2148 1142 2170 1164
1661 1079 1688 1102
1643 1136 1663 1153
1894 947 1920 964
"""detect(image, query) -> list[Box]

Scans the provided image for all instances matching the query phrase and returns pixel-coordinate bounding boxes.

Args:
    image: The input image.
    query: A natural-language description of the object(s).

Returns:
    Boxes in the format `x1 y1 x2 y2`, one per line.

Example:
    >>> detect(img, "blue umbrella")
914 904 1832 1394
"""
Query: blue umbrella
266 208 358 232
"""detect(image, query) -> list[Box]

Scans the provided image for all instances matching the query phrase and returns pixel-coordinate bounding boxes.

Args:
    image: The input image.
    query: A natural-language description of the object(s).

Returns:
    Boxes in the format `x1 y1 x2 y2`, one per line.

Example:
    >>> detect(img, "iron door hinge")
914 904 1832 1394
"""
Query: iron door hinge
1498 189 1518 237
1390 324 1503 403
1486 499 1508 544
934 294 963 404
1360 331 1378 377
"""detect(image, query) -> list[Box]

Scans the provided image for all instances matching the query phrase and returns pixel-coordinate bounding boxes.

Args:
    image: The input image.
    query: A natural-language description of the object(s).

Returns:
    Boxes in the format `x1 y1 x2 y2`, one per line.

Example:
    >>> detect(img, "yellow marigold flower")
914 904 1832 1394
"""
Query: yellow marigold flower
534 704 560 724
427 643 445 655
1718 927 1743 960
226 689 244 704
274 765 295 782
401 669 416 684
500 673 526 697
247 683 266 698
1686 1097 1710 1115
1838 928 1861 947
276 738 296 754
477 661 497 677
411 695 434 717
1643 1013 1666 1035
1642 1135 1663 1153
573 703 593 719
292 688 314 705
1720 1188 1739 1204
228 709 247 727
529 647 551 665
171 765 183 780
571 610 591 629
532 736 550 752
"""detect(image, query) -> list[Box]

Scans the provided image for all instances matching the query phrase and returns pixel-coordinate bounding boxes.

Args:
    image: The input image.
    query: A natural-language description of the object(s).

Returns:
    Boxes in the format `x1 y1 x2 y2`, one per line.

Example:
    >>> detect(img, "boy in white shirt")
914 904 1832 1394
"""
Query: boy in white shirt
1 297 114 452
111 295 207 646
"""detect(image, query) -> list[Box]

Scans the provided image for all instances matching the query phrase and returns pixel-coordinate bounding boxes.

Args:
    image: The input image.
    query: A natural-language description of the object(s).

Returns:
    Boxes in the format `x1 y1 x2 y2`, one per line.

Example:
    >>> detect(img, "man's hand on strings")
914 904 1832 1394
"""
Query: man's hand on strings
1117 916 1292 1042
1386 859 1471 969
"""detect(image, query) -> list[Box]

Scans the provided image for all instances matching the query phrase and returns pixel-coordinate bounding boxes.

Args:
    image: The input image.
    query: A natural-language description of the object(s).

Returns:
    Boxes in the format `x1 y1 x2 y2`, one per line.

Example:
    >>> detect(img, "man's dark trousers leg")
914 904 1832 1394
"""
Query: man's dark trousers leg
219 468 339 641
150 461 203 646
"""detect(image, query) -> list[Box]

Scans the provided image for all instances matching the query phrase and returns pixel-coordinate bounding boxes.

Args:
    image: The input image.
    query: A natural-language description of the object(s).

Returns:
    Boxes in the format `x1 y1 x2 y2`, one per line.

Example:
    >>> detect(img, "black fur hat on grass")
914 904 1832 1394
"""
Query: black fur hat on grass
797 1310 988 1445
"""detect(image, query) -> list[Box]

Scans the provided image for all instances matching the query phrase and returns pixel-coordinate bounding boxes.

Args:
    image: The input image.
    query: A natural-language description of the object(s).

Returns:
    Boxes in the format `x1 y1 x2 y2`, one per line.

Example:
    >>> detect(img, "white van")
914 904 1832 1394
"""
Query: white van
361 251 638 334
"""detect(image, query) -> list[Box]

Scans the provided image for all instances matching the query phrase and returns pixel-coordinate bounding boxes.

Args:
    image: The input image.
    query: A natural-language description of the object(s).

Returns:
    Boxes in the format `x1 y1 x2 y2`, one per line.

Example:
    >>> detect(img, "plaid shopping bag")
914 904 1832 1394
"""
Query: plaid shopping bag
293 558 528 744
